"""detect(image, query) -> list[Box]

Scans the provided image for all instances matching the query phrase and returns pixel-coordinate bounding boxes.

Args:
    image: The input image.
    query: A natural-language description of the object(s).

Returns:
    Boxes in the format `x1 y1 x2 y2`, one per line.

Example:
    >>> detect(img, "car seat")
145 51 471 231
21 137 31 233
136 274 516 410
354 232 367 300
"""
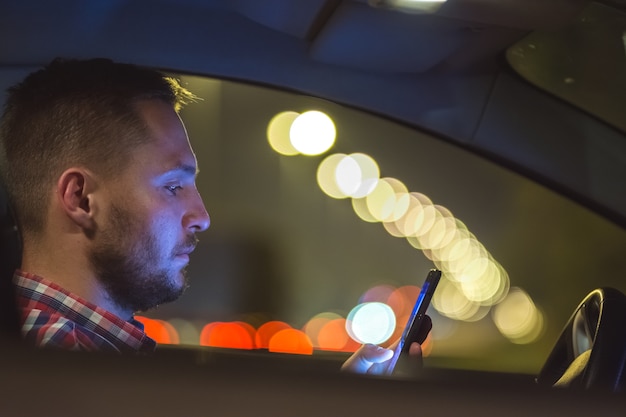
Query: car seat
0 179 22 340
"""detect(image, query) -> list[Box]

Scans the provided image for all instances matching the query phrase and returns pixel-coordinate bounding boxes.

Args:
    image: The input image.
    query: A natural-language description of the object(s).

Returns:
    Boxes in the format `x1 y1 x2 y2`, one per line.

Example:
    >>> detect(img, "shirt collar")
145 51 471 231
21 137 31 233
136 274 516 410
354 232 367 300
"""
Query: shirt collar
14 270 156 353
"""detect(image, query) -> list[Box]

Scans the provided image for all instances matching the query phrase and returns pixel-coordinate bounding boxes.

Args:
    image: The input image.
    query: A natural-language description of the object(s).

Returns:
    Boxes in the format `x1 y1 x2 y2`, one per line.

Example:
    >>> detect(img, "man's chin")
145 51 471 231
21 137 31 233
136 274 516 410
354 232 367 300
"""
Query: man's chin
173 269 190 296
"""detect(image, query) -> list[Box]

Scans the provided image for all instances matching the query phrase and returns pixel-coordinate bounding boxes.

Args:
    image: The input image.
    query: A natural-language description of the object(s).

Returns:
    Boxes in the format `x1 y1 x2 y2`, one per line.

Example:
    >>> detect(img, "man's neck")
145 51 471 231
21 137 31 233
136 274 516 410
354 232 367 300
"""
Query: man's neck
20 246 133 321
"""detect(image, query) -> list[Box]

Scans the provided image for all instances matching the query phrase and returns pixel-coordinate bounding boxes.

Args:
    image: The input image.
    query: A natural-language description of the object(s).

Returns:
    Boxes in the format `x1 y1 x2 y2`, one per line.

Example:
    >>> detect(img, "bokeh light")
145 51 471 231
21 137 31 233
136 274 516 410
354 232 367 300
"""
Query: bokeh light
303 312 344 348
492 288 545 344
268 328 314 354
265 109 537 355
335 153 380 198
317 153 380 200
166 318 200 345
366 178 410 222
346 302 396 344
416 206 457 250
359 284 396 304
352 196 379 223
387 285 420 319
255 321 292 349
431 278 483 321
290 110 336 155
267 111 300 155
317 153 350 199
136 316 179 344
317 318 361 352
200 321 255 349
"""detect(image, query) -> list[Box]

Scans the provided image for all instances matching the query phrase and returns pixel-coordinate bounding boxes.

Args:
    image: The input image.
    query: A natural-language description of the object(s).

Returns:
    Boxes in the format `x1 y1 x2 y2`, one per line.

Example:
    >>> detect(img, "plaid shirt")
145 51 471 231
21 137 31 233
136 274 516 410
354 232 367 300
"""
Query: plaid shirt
14 271 156 353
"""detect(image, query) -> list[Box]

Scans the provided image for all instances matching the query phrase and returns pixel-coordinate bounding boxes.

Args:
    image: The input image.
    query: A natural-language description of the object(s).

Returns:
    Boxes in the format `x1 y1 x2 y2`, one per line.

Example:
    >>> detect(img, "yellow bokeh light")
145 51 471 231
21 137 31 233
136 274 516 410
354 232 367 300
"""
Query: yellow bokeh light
317 153 350 199
493 262 511 305
335 153 380 198
461 257 502 304
402 193 437 242
382 218 406 237
312 130 514 330
392 193 423 237
365 179 395 221
366 178 410 222
410 205 457 250
425 207 457 249
434 220 470 264
492 288 544 344
290 110 336 155
384 178 410 222
460 256 491 283
352 196 379 222
267 111 300 156
445 237 488 279
431 278 482 321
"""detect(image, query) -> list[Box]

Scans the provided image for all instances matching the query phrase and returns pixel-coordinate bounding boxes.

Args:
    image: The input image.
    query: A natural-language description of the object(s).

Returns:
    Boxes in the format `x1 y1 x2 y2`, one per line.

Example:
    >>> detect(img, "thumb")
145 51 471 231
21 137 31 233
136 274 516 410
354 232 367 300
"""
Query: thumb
341 344 394 374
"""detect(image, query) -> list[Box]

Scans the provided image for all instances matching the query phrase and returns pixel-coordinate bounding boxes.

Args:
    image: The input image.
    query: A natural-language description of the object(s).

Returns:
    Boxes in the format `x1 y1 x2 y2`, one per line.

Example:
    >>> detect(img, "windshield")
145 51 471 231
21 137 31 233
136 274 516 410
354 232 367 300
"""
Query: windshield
142 73 626 375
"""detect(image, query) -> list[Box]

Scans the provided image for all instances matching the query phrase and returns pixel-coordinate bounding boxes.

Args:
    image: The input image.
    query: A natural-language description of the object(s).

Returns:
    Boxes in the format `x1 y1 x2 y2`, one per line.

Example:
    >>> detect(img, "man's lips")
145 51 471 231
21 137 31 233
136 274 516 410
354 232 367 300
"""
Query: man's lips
176 247 195 257
175 254 190 263
175 237 199 259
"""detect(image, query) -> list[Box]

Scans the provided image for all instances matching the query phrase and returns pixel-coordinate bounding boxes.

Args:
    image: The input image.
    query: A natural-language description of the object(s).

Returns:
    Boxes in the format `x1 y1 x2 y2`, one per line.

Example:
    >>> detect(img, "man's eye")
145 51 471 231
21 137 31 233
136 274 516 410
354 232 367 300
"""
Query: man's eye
166 185 183 195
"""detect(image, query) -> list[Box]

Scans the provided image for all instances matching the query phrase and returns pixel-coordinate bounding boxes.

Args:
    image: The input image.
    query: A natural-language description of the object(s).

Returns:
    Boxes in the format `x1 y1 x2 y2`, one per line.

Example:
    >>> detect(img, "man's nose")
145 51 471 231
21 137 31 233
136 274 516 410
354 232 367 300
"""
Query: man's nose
184 192 210 232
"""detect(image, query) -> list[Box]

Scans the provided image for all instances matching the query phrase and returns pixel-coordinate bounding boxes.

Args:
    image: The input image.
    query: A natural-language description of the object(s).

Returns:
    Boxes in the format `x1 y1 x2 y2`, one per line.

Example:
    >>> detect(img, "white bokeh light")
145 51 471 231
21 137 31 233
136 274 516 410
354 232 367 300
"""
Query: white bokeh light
289 110 336 155
346 302 396 344
335 153 380 198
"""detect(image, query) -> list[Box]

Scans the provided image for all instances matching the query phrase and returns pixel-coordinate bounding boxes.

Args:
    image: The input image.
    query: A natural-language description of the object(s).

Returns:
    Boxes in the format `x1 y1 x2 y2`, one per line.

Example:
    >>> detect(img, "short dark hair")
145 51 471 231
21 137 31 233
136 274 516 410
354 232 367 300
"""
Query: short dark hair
0 58 197 235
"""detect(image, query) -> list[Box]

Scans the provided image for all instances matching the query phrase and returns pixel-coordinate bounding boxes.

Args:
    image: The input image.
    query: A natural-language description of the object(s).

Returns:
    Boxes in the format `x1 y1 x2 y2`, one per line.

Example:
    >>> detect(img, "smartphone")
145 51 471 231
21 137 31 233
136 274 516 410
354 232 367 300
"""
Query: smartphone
386 268 441 376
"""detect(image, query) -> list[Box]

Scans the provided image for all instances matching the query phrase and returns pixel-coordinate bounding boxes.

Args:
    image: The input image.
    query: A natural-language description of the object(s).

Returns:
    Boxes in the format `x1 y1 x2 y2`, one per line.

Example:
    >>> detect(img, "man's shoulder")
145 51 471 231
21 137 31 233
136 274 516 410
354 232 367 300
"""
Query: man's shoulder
21 308 118 352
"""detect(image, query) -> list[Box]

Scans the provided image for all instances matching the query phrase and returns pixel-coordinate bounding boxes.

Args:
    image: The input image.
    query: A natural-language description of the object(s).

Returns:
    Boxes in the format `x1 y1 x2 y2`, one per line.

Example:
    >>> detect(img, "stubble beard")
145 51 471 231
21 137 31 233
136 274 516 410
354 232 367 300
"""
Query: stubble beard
88 204 190 315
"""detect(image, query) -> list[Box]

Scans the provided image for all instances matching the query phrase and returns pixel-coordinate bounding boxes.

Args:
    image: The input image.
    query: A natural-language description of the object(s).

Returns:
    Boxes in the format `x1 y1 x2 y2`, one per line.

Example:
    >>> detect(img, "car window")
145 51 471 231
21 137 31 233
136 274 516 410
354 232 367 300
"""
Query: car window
120 73 626 374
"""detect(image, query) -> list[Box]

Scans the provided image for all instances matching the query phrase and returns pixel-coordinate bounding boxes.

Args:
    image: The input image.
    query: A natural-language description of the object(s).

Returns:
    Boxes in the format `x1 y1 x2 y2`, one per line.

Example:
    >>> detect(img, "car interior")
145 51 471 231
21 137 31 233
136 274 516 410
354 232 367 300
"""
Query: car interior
1 0 626 414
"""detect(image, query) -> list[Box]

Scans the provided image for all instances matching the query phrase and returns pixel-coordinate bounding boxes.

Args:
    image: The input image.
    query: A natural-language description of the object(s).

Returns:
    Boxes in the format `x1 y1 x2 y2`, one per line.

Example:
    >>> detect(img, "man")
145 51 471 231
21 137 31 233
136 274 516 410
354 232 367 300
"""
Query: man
0 58 425 372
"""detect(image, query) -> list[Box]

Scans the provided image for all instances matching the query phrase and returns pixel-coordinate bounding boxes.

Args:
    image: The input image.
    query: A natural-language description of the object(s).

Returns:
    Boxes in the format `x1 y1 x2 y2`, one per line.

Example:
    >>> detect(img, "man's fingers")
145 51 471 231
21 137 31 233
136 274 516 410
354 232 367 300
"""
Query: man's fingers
408 341 423 357
360 343 394 363
415 315 432 344
341 344 393 374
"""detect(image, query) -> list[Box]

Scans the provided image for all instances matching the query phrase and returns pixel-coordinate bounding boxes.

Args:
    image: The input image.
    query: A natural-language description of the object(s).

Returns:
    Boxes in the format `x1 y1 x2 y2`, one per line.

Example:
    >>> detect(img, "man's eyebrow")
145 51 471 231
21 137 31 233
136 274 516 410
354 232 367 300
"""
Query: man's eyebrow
161 163 199 177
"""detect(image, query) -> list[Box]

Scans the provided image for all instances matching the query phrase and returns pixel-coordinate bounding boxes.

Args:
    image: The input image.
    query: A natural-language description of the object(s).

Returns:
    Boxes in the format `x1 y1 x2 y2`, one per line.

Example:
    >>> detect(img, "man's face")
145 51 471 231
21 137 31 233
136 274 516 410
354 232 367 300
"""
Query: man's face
89 100 210 313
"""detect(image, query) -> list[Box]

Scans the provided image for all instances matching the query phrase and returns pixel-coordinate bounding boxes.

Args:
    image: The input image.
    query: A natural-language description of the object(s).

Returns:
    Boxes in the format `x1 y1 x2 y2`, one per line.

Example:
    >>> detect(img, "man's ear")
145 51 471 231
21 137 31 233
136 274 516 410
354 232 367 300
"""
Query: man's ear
56 168 98 230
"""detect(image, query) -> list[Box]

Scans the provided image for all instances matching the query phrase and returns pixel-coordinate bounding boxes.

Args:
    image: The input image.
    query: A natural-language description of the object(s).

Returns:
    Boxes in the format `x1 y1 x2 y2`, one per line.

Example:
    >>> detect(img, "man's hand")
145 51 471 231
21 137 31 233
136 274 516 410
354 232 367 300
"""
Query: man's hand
341 314 431 376
341 341 424 375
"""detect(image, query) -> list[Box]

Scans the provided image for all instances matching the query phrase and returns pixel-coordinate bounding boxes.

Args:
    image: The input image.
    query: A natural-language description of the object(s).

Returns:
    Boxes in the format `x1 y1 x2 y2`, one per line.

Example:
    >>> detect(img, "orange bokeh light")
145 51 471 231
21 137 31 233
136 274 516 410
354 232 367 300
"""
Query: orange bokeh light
135 316 179 344
268 329 314 355
236 321 257 344
317 318 360 352
200 322 255 349
387 285 420 318
302 312 343 347
303 317 330 347
255 321 292 349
